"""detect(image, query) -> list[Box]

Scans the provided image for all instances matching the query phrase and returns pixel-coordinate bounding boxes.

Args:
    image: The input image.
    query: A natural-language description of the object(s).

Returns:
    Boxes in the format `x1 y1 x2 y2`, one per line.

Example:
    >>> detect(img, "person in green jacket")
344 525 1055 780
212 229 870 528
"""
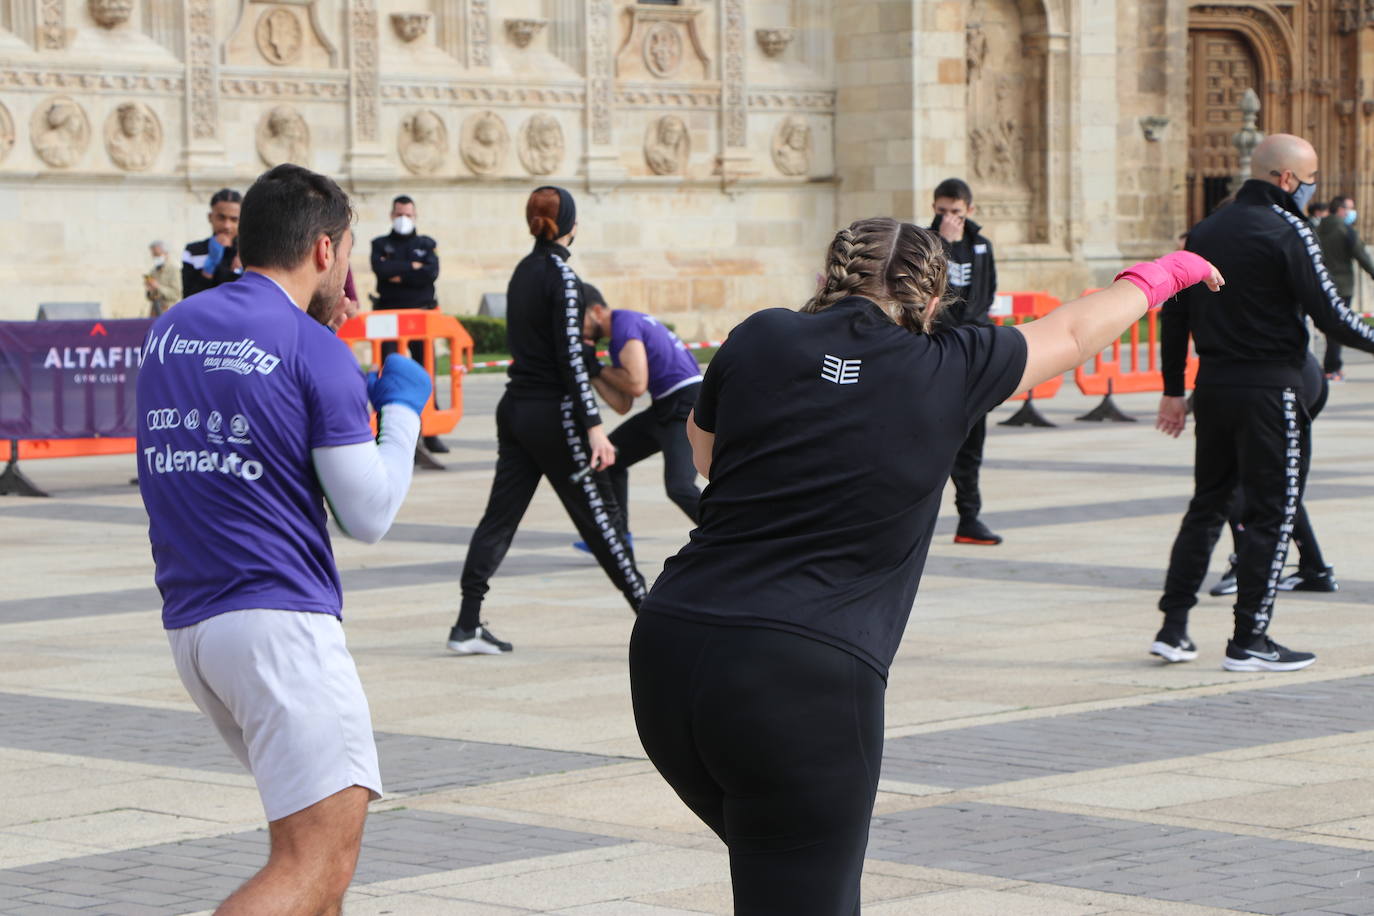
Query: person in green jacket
1315 195 1374 379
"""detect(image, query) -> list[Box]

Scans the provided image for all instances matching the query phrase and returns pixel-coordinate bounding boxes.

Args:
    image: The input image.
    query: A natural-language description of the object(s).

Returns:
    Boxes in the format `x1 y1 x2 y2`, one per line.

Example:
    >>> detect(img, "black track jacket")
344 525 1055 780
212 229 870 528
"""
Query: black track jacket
930 216 997 327
1162 179 1374 395
503 240 601 430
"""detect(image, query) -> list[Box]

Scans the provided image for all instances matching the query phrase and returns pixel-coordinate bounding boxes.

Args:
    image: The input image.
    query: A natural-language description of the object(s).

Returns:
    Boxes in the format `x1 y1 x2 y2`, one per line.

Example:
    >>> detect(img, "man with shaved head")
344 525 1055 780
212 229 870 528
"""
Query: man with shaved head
1151 133 1374 672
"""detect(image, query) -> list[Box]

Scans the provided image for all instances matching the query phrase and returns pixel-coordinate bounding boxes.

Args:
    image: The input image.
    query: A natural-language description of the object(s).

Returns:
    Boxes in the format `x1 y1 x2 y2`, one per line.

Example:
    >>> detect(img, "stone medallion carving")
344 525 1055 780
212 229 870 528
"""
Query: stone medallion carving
105 102 162 171
0 103 13 165
32 97 90 168
398 109 447 175
391 12 430 43
518 114 564 176
256 105 310 166
644 115 689 176
460 111 508 175
755 28 794 58
257 6 304 66
89 0 133 28
643 22 683 78
772 117 811 176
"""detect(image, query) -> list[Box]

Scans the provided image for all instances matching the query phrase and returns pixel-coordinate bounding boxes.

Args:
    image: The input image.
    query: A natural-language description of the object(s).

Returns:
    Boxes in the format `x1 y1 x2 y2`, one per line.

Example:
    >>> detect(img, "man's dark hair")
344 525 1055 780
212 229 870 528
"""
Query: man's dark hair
582 283 605 308
392 194 414 208
238 165 353 271
1328 196 1352 213
933 178 973 205
209 188 241 207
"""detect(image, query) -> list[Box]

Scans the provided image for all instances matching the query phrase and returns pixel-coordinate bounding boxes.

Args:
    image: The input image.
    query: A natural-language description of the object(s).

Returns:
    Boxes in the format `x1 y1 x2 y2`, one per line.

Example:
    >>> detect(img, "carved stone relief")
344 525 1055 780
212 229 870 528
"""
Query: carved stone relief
644 23 683 78
772 117 810 176
32 97 91 168
615 6 710 82
468 0 490 67
257 7 305 66
587 0 614 146
105 102 162 171
257 105 311 166
398 110 447 175
645 115 689 175
187 0 218 142
89 0 134 29
756 28 794 58
391 12 430 42
460 111 508 174
505 18 545 49
0 103 13 166
40 0 65 49
518 114 564 175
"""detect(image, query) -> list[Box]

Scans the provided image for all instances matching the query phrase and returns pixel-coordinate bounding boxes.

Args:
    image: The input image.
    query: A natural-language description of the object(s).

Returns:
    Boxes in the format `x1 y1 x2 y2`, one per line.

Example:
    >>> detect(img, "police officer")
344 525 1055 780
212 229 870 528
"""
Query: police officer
370 194 444 452
1151 133 1374 672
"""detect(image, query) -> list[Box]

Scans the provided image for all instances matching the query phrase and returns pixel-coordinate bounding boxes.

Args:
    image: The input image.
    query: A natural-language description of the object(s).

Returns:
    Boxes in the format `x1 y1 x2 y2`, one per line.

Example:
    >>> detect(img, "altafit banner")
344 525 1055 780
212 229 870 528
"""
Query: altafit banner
0 319 152 440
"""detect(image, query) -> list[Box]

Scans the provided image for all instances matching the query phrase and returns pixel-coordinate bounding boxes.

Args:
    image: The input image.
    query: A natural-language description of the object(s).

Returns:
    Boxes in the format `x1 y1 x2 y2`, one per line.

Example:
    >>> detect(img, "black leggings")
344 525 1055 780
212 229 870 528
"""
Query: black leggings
458 394 646 629
629 613 885 916
607 384 702 528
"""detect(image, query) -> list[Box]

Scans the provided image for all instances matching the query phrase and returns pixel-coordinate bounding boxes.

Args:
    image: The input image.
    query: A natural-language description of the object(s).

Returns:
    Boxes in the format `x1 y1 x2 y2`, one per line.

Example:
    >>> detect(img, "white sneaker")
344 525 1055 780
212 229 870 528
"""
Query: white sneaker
446 624 513 655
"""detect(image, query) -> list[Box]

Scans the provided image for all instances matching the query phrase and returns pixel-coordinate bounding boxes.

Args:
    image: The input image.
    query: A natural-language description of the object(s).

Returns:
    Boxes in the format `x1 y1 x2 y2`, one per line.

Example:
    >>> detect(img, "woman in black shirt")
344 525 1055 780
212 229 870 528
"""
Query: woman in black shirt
448 187 645 656
629 218 1220 914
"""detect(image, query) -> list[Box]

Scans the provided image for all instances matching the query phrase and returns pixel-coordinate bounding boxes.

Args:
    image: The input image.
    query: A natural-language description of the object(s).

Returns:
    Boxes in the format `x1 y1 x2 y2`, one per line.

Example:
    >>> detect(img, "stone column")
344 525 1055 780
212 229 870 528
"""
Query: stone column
38 0 64 49
716 0 753 192
583 0 621 196
1070 0 1120 265
181 0 229 176
344 0 390 183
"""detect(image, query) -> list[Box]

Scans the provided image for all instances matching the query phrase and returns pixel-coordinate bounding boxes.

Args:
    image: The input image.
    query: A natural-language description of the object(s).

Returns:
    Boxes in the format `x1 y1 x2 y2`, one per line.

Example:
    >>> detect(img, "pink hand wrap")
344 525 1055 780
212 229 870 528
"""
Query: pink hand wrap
1114 250 1212 310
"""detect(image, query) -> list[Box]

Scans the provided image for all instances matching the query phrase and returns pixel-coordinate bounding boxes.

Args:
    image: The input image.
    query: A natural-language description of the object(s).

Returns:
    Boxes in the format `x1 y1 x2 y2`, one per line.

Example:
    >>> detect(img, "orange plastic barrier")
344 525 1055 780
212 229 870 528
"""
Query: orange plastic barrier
992 292 1063 426
336 309 475 437
1072 289 1200 421
3 437 135 461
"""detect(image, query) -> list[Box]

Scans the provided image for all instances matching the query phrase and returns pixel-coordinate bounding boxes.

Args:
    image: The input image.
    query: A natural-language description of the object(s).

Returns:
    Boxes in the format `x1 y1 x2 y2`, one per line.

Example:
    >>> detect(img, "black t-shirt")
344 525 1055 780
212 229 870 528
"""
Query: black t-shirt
641 296 1028 677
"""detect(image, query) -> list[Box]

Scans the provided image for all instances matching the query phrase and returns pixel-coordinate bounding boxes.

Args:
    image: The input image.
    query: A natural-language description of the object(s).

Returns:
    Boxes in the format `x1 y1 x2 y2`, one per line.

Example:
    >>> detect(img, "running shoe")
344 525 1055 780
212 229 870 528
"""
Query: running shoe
1277 566 1338 592
1222 635 1316 672
1150 629 1198 663
446 624 513 655
573 533 634 553
954 518 1003 546
1208 554 1238 596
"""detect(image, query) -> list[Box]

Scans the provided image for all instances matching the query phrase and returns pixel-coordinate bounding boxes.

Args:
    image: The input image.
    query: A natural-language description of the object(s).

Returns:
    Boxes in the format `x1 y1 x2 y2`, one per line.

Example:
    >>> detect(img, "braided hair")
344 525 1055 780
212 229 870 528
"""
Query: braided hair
802 217 949 333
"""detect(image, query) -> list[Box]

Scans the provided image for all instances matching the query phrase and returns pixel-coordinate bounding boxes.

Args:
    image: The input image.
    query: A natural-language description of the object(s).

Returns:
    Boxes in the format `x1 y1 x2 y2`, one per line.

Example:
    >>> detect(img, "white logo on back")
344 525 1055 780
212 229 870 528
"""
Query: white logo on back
949 262 973 287
820 355 862 385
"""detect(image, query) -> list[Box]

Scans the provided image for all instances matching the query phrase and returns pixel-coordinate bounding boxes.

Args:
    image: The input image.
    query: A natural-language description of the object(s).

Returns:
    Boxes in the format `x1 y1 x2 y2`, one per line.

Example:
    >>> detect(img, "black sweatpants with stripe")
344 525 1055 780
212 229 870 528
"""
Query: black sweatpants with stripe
458 393 647 628
1159 385 1308 639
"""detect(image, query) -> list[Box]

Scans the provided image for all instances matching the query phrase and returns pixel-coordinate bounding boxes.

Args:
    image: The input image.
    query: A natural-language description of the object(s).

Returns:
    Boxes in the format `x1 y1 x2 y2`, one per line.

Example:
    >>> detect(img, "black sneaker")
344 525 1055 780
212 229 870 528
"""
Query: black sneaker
1150 629 1198 663
1277 566 1338 592
446 624 513 655
1208 554 1238 596
1222 635 1316 672
954 518 1003 546
423 436 450 454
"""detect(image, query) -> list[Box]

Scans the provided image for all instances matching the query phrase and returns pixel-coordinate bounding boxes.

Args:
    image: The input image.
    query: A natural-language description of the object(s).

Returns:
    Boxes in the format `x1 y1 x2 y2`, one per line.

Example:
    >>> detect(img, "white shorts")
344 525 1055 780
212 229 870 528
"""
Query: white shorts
168 609 382 822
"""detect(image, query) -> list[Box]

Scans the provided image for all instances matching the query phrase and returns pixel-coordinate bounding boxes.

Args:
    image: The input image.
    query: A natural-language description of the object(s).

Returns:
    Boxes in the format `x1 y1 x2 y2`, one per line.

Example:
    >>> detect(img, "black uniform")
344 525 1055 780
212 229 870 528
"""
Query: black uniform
180 238 239 299
931 217 999 527
371 230 439 362
1157 179 1374 641
631 298 1026 914
457 241 646 629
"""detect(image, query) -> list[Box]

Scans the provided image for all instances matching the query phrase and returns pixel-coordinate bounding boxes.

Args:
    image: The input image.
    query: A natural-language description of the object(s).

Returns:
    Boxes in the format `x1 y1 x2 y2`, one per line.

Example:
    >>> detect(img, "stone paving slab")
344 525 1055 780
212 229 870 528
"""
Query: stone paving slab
0 810 627 914
868 802 1374 915
883 675 1374 789
0 692 626 795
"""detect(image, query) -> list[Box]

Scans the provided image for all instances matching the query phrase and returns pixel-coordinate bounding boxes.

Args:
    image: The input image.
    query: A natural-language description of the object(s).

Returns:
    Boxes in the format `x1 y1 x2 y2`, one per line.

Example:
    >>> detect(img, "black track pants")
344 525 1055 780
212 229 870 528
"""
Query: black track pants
458 394 647 626
1159 386 1308 638
951 415 987 522
630 613 885 916
607 384 702 529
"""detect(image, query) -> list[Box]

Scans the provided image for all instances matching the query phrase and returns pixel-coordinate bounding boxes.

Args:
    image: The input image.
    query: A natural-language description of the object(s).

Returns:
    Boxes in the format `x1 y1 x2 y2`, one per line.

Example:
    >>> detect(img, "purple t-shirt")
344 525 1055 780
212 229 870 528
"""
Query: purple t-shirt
136 271 374 630
609 310 703 400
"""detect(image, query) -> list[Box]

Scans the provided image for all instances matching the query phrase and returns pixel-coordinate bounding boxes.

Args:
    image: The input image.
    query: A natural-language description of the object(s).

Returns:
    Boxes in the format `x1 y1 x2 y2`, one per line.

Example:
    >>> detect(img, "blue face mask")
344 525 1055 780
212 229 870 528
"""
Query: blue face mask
1345 209 1358 226
1292 180 1317 212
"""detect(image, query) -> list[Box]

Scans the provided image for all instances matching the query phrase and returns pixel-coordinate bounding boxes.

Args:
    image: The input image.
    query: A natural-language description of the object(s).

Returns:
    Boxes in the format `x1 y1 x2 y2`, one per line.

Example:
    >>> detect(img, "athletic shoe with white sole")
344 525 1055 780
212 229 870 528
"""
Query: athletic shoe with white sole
1222 636 1315 672
446 624 513 655
1208 554 1238 596
1150 630 1198 663
1277 566 1338 592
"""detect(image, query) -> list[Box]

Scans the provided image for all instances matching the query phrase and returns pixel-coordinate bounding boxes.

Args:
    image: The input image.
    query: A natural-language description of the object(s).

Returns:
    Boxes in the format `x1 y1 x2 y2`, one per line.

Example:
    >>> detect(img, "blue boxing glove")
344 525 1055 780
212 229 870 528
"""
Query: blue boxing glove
369 353 432 416
202 236 225 276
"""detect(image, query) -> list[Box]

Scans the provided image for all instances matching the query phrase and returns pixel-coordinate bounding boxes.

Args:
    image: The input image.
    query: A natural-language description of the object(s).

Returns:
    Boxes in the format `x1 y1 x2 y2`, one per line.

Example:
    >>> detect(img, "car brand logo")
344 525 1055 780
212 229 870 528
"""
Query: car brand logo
145 408 180 431
207 411 223 433
184 409 200 431
230 414 250 438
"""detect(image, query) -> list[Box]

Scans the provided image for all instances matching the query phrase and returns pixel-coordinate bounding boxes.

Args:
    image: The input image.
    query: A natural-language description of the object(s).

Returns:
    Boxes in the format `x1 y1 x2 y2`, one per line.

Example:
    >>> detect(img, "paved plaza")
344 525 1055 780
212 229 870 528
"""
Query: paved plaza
2 365 1374 915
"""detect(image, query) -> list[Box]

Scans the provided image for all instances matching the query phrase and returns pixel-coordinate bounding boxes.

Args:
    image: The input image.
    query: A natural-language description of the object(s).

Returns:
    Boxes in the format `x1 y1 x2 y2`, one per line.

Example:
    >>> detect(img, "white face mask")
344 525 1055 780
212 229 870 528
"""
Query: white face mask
392 215 415 235
152 255 165 267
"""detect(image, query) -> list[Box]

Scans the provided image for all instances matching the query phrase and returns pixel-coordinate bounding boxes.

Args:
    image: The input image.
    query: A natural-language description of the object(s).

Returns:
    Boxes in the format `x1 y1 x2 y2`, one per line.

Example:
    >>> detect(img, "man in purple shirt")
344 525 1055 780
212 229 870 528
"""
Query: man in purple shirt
138 164 431 914
581 285 704 535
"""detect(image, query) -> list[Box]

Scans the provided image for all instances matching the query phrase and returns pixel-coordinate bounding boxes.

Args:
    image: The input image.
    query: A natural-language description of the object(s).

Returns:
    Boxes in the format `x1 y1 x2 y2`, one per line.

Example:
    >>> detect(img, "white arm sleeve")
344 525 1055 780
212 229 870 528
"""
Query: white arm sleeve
312 404 420 544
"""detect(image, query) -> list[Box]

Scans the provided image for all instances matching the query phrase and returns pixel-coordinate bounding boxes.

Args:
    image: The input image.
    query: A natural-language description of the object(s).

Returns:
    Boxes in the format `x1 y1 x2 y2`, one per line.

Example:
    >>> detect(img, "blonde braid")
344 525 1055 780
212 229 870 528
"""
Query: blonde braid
802 220 898 313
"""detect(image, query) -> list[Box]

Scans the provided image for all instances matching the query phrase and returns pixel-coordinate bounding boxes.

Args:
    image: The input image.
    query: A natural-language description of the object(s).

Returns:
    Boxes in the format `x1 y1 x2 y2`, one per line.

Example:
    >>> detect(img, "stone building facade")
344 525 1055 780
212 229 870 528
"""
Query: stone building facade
0 2 1358 335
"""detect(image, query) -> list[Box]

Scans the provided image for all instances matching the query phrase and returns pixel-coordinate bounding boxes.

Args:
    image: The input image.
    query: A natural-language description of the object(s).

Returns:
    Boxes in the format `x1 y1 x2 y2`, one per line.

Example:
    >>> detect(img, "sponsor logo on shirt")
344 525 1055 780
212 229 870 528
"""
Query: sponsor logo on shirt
184 409 201 430
146 323 282 376
974 243 988 254
141 443 265 481
820 355 862 385
145 408 181 431
948 262 973 287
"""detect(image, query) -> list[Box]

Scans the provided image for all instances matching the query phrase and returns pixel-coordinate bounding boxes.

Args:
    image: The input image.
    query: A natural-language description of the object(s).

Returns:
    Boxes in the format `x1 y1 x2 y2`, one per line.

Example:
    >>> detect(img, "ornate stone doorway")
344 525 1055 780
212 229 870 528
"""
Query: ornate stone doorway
1186 28 1261 225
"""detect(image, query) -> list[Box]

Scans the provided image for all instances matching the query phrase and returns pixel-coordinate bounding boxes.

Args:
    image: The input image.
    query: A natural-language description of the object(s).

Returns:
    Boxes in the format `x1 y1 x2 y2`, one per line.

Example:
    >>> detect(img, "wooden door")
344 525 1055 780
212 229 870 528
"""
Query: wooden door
1187 30 1261 226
